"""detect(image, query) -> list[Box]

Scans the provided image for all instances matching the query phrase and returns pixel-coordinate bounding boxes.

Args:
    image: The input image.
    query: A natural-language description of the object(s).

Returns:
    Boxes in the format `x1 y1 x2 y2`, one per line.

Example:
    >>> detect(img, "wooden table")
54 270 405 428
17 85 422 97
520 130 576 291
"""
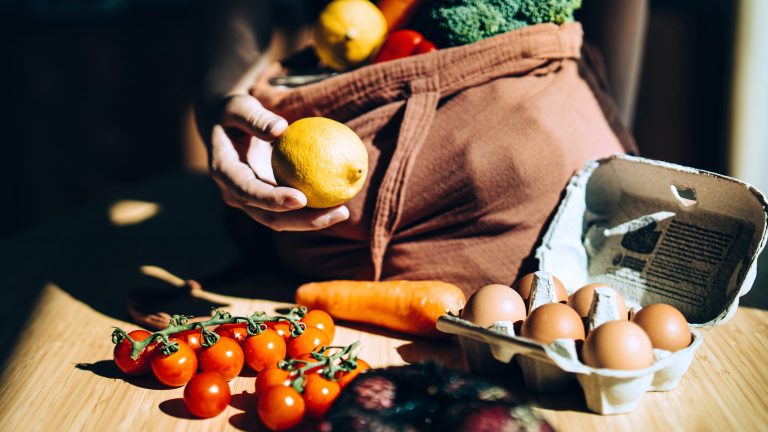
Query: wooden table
1 172 767 431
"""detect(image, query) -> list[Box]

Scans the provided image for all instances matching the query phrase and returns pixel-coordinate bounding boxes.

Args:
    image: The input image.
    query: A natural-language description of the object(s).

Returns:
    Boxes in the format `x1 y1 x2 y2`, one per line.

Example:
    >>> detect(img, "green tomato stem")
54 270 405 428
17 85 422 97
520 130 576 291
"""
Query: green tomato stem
283 341 363 391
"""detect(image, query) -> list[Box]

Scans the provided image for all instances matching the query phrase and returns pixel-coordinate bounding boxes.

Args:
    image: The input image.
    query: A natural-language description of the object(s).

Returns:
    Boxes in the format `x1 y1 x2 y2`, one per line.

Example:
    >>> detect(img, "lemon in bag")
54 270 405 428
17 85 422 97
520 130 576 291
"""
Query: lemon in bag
314 0 388 71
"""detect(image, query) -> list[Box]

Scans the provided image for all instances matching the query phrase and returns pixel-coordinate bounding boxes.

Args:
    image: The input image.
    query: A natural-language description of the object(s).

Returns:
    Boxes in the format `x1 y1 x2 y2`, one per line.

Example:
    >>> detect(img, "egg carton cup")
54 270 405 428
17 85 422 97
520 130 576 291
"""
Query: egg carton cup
438 155 768 414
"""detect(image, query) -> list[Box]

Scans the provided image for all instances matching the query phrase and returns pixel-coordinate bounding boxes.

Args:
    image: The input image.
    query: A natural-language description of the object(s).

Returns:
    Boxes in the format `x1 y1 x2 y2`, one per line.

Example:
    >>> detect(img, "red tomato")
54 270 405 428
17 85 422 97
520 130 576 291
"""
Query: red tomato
286 327 330 358
150 338 198 387
113 329 156 376
267 321 292 340
198 336 244 381
183 372 231 418
256 367 292 398
303 374 341 419
242 329 286 373
258 386 305 431
336 358 371 388
300 310 336 341
175 329 204 352
214 323 249 344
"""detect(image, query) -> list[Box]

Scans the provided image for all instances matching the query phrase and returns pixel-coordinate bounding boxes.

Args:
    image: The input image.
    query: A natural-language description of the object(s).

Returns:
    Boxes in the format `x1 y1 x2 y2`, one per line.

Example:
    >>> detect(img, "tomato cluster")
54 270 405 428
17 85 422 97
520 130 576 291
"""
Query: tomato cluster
112 309 369 430
256 347 370 430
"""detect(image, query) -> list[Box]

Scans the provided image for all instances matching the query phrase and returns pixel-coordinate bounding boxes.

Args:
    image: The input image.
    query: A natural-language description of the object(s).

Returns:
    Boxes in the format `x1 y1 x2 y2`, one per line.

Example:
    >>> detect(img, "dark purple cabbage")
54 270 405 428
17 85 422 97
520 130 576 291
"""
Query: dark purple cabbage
320 362 553 432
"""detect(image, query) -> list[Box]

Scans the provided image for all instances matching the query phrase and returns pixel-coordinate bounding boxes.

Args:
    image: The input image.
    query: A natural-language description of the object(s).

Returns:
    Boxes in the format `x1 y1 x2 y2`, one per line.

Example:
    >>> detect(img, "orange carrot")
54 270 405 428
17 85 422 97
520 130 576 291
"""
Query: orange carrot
377 0 423 32
295 280 466 338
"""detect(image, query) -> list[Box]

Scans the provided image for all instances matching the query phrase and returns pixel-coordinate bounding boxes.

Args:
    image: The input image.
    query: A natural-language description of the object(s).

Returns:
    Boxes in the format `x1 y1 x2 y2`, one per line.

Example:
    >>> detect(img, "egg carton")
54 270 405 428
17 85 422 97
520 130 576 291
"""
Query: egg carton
437 155 768 414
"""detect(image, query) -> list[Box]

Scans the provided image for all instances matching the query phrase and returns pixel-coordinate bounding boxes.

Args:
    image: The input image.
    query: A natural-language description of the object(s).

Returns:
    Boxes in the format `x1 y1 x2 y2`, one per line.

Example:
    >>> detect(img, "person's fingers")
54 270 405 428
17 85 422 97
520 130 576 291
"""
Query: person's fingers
248 138 277 186
222 94 288 141
214 158 306 211
219 188 242 209
210 126 306 211
239 205 350 232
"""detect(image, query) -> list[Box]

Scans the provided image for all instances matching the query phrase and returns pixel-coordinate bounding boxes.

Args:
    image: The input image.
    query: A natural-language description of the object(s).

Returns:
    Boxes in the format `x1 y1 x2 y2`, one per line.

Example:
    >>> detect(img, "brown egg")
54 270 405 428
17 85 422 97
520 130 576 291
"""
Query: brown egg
631 303 691 351
582 321 654 370
461 284 526 327
567 283 628 319
513 272 568 303
520 303 585 344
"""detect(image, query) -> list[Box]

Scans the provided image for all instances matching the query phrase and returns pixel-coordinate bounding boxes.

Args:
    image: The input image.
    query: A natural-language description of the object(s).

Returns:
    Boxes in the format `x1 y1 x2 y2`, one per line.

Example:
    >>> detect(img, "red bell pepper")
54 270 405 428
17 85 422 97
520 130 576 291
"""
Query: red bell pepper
373 30 437 64
413 39 437 54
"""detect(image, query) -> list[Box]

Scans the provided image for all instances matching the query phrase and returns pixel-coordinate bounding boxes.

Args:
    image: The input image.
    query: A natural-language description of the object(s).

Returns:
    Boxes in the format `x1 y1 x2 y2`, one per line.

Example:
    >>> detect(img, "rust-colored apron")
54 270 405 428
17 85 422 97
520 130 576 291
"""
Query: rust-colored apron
252 23 634 296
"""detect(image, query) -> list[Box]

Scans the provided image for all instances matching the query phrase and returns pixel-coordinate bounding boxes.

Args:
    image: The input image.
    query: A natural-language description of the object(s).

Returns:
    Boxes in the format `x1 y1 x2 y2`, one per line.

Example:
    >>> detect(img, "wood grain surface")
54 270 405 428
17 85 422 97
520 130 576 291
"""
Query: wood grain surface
0 173 766 431
0 284 766 431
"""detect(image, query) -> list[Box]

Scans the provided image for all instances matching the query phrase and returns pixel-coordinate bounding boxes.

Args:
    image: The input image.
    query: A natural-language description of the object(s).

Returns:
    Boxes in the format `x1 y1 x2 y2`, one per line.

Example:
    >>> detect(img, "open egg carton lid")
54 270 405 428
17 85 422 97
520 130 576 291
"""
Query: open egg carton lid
437 154 768 414
536 154 768 324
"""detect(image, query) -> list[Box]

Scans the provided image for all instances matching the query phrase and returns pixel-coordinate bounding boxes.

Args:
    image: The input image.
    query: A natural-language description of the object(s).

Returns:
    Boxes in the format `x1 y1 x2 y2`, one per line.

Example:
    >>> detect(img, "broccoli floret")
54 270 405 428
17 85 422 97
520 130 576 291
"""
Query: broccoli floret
519 0 583 25
415 0 583 48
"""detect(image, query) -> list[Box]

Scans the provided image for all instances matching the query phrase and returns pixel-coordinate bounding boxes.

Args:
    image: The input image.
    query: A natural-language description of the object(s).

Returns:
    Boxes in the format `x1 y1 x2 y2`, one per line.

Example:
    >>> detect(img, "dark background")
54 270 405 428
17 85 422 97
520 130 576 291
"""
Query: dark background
0 0 738 238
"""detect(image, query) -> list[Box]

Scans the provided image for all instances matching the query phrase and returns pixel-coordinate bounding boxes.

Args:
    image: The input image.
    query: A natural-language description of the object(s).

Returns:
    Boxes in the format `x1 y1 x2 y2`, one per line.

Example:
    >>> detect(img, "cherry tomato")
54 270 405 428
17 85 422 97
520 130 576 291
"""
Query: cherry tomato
256 367 292 398
258 386 305 431
287 327 330 358
300 310 336 341
183 372 231 418
198 336 244 381
214 323 249 344
336 358 371 388
150 338 198 387
113 329 156 376
302 374 341 419
267 321 292 340
175 329 204 352
242 329 286 373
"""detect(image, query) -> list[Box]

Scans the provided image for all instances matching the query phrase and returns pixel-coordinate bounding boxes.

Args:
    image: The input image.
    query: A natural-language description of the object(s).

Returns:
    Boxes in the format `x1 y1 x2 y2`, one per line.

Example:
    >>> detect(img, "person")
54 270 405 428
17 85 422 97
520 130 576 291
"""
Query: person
195 0 647 295
196 0 350 234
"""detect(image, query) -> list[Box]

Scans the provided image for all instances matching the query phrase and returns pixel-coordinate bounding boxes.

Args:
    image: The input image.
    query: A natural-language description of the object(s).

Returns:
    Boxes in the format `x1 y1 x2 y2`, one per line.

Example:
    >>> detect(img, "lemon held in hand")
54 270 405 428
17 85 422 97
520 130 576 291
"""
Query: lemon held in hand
314 0 388 71
272 117 368 209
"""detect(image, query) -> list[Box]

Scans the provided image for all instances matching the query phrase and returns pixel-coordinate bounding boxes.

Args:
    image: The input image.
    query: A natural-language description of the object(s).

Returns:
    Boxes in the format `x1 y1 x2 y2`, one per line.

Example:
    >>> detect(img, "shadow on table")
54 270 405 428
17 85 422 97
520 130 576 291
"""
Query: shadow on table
229 411 268 432
75 360 168 390
229 411 318 432
0 173 307 370
291 319 467 369
457 359 592 414
396 338 467 370
158 398 198 420
229 390 256 411
526 383 591 413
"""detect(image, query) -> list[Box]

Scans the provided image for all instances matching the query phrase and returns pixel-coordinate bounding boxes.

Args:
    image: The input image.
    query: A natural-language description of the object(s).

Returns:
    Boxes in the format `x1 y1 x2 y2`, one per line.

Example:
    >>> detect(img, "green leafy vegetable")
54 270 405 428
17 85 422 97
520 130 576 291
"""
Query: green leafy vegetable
415 0 583 47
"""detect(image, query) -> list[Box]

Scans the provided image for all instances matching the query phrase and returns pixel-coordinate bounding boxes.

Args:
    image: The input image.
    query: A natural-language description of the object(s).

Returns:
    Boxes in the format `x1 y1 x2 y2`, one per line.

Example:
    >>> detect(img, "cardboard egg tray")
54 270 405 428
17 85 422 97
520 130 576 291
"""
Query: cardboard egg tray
437 155 768 414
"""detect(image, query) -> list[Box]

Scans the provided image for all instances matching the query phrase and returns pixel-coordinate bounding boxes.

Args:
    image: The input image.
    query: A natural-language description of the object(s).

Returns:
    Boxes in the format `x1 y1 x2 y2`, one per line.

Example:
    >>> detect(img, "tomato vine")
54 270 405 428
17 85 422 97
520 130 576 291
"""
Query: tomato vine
111 307 309 360
279 341 363 392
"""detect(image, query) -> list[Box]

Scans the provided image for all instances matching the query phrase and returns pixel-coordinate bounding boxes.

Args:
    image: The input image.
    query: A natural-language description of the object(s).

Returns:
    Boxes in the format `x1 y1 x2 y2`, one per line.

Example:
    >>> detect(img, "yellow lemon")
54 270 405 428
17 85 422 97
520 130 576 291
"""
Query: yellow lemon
272 117 368 209
314 0 388 71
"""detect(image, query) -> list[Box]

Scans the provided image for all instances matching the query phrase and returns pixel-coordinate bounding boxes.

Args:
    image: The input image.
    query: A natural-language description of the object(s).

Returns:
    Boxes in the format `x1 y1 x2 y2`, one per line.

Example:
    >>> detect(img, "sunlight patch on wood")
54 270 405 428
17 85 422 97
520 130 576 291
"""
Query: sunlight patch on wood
108 200 161 226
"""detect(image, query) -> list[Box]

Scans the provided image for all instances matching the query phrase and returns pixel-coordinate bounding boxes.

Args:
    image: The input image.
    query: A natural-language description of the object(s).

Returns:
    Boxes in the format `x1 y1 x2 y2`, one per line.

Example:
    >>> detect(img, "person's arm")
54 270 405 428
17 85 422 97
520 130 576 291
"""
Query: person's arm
194 0 349 231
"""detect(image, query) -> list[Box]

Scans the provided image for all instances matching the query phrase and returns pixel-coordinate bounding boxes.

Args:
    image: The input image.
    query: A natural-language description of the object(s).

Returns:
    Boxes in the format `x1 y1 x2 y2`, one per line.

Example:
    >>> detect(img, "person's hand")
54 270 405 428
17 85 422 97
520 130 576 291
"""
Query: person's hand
203 94 350 231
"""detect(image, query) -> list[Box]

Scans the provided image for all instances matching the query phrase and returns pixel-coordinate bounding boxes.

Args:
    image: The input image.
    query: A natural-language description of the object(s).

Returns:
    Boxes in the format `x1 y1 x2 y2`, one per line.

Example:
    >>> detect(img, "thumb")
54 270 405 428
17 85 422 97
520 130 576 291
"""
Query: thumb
222 94 289 141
